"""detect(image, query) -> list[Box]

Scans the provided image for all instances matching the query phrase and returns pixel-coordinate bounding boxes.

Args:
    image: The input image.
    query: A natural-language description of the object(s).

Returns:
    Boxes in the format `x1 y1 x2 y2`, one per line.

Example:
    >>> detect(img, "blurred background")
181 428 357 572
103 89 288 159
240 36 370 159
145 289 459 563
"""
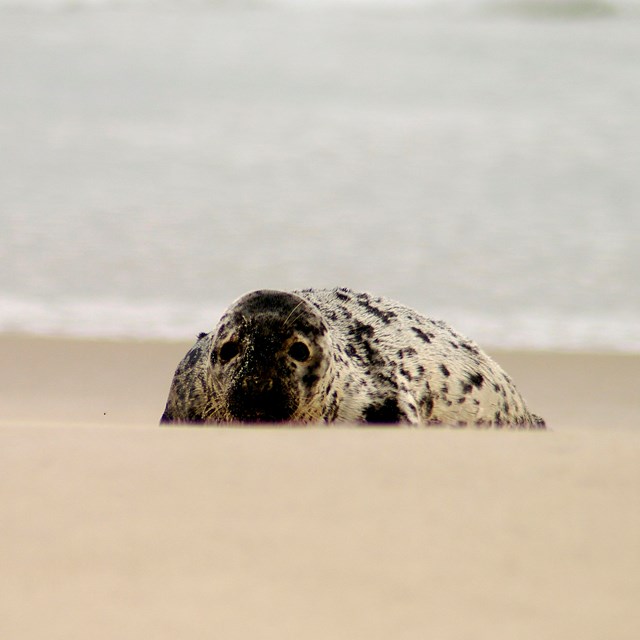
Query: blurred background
1 0 638 350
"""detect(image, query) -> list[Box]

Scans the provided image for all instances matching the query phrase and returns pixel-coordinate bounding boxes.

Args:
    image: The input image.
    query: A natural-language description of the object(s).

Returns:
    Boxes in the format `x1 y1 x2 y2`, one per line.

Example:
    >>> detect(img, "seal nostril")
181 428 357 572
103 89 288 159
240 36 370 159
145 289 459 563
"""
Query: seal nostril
242 376 273 394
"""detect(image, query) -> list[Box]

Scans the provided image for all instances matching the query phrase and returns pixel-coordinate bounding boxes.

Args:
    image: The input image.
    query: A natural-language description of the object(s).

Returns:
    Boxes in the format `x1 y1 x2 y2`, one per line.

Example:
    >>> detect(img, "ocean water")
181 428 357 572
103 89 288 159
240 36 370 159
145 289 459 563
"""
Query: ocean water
1 0 639 351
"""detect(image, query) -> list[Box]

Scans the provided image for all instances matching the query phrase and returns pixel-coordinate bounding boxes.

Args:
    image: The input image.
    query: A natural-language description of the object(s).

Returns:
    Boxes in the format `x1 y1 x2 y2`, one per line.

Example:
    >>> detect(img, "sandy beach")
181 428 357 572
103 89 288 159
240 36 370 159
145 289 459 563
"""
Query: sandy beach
1 335 639 639
2 3 639 638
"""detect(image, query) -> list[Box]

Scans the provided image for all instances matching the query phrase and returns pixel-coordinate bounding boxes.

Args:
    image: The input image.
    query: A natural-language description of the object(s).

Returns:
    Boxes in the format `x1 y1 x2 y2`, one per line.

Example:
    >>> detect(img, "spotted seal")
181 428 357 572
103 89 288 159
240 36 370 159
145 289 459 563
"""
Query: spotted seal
160 288 545 427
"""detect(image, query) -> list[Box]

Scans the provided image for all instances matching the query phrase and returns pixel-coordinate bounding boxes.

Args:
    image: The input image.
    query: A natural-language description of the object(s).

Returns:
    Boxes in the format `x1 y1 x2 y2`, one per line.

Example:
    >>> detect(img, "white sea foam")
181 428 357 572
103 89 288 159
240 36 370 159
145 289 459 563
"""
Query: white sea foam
0 295 225 341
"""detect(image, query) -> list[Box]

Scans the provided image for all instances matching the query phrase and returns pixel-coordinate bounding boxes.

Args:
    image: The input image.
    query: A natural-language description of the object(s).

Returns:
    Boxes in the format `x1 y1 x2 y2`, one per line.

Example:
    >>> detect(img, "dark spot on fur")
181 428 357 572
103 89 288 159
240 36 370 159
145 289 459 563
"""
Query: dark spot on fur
197 332 207 340
397 347 418 359
412 327 433 343
349 320 375 340
467 371 484 389
323 389 340 421
461 382 473 395
420 386 434 419
362 340 380 366
450 341 460 349
302 373 319 387
440 364 450 377
305 322 327 338
364 397 402 424
375 371 398 390
458 397 466 404
348 320 386 368
461 342 480 356
355 294 397 324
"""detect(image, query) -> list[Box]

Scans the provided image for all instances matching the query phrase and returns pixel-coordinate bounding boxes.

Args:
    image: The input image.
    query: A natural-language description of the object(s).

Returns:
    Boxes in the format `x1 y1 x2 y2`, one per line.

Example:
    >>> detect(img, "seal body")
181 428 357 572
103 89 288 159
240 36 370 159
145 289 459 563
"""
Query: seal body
161 288 545 427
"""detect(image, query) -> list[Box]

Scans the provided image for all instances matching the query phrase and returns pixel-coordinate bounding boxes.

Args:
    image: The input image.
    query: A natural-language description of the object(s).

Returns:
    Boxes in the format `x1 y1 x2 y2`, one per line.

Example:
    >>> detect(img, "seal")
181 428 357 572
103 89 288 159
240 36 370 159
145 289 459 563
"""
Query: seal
160 288 545 428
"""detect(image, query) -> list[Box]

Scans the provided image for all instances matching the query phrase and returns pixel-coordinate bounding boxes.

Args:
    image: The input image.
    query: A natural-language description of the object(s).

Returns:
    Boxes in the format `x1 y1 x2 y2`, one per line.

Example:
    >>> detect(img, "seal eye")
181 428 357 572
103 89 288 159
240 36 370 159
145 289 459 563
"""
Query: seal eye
288 341 310 363
219 340 240 363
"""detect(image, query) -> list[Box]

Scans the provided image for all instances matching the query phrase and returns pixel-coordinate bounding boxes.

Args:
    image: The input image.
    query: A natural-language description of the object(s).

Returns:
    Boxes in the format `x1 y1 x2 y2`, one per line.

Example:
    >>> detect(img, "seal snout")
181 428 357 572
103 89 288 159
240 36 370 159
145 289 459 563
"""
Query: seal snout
228 371 297 423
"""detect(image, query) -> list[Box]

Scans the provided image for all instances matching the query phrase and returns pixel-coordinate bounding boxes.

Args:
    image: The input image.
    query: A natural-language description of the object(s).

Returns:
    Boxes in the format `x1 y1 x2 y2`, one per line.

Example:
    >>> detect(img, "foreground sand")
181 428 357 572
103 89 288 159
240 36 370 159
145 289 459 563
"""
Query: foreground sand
1 335 639 639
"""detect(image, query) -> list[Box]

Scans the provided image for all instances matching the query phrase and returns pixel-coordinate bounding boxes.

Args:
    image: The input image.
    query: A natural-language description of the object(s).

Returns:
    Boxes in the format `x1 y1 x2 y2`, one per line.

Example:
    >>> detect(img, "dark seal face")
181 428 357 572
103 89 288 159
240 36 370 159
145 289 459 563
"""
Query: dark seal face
209 290 333 423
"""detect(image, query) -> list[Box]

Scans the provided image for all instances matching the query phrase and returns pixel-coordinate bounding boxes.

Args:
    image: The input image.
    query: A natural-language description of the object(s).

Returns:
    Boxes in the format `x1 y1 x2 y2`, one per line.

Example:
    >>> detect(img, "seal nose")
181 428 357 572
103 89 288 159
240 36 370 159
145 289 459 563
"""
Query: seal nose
242 376 274 394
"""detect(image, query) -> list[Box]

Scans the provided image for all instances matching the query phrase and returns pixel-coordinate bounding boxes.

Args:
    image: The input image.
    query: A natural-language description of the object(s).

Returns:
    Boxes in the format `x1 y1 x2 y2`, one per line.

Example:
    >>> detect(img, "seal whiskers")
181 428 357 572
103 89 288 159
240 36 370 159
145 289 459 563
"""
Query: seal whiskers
282 300 306 328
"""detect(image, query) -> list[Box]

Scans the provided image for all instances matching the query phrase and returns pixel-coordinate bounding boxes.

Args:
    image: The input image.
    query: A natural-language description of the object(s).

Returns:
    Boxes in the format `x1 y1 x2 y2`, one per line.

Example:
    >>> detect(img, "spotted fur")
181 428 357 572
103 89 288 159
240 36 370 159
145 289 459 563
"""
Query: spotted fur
160 288 545 428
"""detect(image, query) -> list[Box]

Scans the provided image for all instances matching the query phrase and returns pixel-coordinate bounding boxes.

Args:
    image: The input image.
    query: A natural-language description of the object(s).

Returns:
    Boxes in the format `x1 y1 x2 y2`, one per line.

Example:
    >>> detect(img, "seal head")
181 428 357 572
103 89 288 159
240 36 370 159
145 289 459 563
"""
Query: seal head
162 289 334 423
212 290 332 422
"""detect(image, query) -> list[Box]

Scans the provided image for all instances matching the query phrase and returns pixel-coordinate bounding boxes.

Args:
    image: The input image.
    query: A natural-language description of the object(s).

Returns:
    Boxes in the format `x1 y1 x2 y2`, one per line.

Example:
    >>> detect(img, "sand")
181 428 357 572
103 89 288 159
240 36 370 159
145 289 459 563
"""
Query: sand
1 335 639 639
